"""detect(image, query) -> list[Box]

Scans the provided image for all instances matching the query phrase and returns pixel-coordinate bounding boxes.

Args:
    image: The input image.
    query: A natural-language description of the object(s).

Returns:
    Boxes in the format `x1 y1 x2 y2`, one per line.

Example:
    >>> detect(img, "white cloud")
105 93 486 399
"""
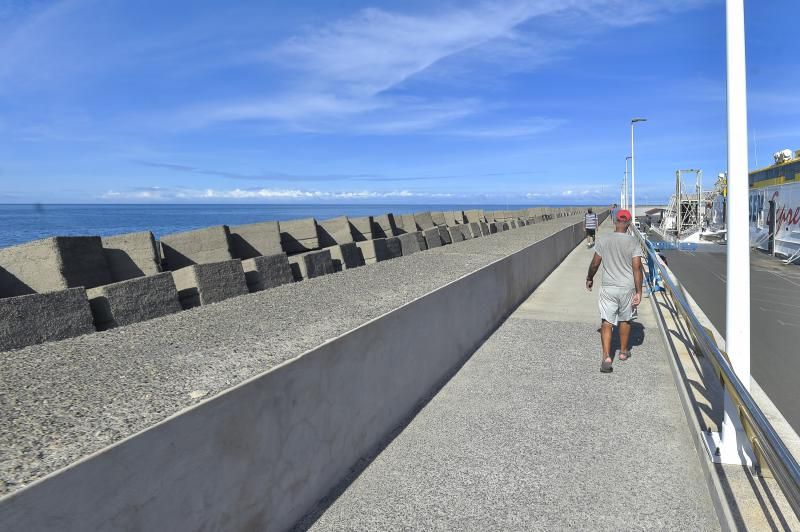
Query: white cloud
101 186 455 201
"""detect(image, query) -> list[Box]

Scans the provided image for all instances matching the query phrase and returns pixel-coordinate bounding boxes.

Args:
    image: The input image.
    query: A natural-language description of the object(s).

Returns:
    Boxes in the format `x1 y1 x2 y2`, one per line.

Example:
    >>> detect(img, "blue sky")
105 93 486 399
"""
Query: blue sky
0 0 797 205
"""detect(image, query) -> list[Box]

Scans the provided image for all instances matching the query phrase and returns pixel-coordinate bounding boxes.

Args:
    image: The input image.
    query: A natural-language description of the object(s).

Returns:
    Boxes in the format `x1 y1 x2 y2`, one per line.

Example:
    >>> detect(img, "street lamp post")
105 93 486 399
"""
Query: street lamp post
701 0 755 467
630 119 647 222
625 156 632 210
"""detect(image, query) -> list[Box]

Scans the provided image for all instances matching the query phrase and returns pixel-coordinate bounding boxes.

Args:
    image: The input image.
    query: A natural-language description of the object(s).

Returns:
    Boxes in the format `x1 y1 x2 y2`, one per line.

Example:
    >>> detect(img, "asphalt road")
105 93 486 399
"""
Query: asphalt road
663 247 800 434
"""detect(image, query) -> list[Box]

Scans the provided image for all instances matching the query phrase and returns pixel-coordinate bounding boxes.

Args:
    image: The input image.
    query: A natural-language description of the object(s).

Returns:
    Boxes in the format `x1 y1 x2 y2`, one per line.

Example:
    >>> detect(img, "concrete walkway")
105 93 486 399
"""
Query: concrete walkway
301 222 719 531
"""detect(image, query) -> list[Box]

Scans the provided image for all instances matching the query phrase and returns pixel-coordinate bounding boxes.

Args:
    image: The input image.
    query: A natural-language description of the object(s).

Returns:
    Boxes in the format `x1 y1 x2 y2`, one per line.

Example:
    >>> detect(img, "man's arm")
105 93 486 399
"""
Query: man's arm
586 253 602 291
632 256 643 305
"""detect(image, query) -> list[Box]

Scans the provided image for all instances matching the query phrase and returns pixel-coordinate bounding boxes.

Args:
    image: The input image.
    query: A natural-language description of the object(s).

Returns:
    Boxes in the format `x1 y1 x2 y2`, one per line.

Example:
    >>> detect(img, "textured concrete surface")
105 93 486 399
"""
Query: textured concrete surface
371 214 397 238
400 214 417 233
447 226 465 243
397 232 425 255
326 243 364 272
280 218 319 254
0 236 112 297
468 222 482 238
242 253 294 292
423 228 443 249
87 272 182 330
444 211 463 227
289 249 336 280
479 221 490 236
317 216 353 247
0 217 575 496
348 216 373 242
160 226 233 270
229 221 282 260
431 211 446 226
171 259 248 309
0 288 94 351
464 209 485 223
101 231 161 281
304 218 719 532
459 224 473 240
438 226 452 245
413 211 435 230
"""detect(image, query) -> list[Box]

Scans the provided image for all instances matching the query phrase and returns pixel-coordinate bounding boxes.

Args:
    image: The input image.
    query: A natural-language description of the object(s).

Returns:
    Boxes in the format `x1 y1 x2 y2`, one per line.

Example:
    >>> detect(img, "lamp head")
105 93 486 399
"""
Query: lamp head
631 118 647 123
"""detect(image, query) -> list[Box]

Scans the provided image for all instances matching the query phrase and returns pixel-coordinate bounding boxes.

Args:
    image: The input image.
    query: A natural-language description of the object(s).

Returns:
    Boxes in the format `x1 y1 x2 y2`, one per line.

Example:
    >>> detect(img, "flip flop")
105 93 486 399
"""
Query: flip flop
600 357 613 373
619 351 631 361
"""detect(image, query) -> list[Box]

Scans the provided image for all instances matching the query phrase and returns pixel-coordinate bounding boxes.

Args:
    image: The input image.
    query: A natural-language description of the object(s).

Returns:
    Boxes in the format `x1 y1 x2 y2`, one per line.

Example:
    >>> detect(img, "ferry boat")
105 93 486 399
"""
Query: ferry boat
748 149 800 262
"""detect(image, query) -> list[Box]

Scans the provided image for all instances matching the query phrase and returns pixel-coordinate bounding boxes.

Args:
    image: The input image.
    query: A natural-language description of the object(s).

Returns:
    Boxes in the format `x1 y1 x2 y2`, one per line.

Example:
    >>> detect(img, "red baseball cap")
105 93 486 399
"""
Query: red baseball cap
616 209 632 221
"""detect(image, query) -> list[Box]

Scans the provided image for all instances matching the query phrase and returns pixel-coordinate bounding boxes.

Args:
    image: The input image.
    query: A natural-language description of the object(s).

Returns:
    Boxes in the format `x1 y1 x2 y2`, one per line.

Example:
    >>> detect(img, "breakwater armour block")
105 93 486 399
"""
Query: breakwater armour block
469 222 483 238
372 214 397 238
400 214 417 233
349 216 373 241
317 216 353 248
480 221 490 236
413 211 436 230
431 211 447 226
229 221 283 260
0 288 95 350
326 243 364 272
87 272 182 330
241 253 294 292
101 231 161 281
160 226 234 270
438 226 452 245
459 224 473 240
464 209 485 223
288 249 335 280
171 259 248 309
448 226 465 243
397 232 427 255
0 236 112 297
279 218 319 254
423 228 443 249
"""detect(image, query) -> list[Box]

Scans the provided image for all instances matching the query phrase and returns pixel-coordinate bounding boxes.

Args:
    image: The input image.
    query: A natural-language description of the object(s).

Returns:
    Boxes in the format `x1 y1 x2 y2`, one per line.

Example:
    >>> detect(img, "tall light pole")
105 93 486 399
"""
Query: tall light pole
702 0 754 467
631 118 647 222
625 156 632 210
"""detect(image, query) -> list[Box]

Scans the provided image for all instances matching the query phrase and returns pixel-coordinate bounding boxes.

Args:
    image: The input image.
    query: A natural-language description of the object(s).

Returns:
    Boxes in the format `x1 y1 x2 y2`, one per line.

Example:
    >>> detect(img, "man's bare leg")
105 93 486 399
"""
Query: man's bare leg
618 320 631 360
600 320 613 362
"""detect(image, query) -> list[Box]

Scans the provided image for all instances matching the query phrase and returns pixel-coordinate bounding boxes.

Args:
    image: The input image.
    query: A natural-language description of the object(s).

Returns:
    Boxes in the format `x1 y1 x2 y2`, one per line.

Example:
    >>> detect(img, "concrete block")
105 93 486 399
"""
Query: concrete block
397 232 425 255
400 214 418 233
444 211 464 226
469 222 482 238
229 221 282 260
317 216 353 247
171 260 248 309
288 250 335 281
348 216 373 242
0 236 112 297
431 211 446 226
459 224 473 240
501 222 510 231
161 226 233 271
87 272 181 330
423 228 443 249
279 219 319 254
448 226 465 243
489 222 498 234
241 253 294 292
101 231 161 281
413 211 435 230
479 221 490 236
510 220 518 229
372 214 398 238
464 209 485 223
385 236 403 259
326 243 365 272
0 288 94 351
438 226 452 245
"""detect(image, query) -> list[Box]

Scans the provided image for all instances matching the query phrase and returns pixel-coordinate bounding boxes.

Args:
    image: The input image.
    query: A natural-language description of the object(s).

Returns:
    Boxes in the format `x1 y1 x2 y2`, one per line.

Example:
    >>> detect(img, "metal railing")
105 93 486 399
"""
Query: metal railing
635 229 800 519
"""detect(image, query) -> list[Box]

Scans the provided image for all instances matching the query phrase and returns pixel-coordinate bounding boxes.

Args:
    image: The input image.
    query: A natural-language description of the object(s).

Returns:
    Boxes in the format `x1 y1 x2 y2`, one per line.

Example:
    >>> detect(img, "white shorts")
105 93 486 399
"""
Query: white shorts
598 286 635 325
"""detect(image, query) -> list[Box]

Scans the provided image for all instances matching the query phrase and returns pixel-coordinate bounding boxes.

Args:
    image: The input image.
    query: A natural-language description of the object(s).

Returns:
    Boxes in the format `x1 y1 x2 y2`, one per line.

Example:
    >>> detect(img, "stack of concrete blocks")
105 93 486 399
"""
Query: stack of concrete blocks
160 226 234 271
288 250 335 281
229 221 283 260
444 211 464 227
318 216 365 272
448 225 466 243
413 211 436 230
279 218 320 255
459 224 473 240
400 214 418 234
87 272 182 330
468 222 483 238
397 232 427 255
241 253 294 292
422 228 443 249
358 237 403 264
0 236 113 297
431 211 447 226
479 221 491 236
0 287 95 351
464 209 485 225
171 259 249 309
372 214 398 238
101 231 161 282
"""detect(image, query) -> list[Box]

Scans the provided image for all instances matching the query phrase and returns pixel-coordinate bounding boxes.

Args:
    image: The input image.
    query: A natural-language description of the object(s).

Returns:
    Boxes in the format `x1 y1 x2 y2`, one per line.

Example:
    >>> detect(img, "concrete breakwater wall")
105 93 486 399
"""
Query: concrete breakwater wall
0 207 584 351
0 212 606 531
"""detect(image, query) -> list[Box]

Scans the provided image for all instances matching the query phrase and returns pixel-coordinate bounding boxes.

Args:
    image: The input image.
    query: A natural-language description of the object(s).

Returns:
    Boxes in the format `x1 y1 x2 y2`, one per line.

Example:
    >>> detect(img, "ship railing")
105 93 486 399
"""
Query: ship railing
634 228 800 520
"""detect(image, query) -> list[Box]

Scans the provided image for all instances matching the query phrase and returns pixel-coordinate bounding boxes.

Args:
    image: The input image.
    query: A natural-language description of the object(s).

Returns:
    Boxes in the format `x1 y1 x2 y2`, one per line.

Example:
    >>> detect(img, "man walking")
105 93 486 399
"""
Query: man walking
585 209 643 373
584 208 598 247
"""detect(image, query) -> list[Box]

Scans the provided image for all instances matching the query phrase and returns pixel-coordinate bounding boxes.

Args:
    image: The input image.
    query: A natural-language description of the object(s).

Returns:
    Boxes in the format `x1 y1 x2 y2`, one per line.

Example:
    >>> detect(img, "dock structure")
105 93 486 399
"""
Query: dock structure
2 207 796 530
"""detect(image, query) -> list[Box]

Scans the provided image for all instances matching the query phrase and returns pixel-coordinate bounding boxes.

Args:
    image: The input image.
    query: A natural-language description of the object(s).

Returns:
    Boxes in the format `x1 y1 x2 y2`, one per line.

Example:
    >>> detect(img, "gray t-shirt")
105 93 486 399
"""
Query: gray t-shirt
595 232 644 289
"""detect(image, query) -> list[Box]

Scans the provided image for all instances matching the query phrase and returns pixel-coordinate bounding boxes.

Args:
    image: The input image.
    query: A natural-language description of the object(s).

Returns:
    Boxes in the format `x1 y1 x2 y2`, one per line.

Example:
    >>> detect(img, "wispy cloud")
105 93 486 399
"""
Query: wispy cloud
101 186 455 201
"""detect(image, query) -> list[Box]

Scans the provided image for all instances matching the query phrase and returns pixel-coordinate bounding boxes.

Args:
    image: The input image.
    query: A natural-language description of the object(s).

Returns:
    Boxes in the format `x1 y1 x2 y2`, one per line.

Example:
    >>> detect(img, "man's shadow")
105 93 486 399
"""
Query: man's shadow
596 321 646 358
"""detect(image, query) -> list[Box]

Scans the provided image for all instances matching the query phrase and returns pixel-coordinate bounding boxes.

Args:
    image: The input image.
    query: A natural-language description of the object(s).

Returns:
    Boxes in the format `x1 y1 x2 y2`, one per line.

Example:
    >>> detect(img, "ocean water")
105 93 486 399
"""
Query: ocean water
0 203 552 248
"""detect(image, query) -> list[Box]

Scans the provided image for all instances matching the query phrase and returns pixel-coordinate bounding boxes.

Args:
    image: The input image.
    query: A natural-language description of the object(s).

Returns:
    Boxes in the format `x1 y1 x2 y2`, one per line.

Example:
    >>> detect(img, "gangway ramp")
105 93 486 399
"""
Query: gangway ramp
300 223 719 530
